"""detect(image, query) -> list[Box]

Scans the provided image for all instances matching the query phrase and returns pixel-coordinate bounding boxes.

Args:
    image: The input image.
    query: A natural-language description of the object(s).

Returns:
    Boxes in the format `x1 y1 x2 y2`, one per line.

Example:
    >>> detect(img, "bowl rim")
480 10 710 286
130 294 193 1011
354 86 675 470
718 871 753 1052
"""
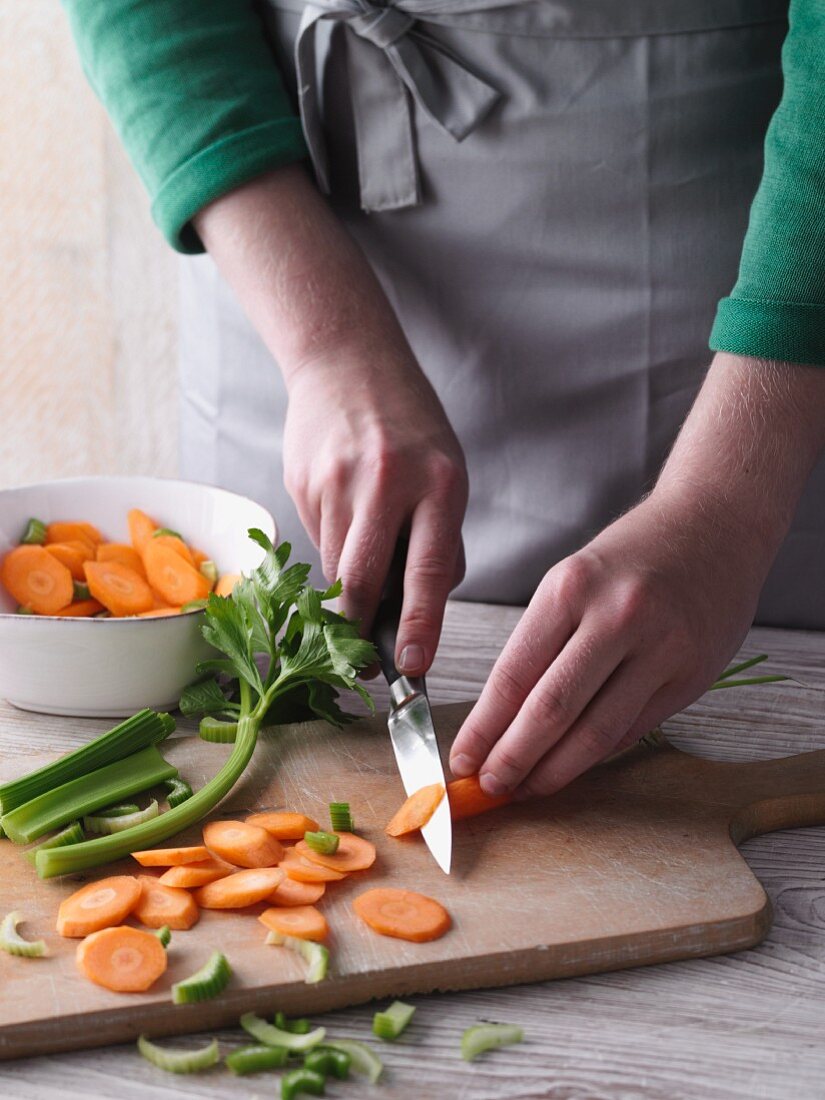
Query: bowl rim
0 473 276 624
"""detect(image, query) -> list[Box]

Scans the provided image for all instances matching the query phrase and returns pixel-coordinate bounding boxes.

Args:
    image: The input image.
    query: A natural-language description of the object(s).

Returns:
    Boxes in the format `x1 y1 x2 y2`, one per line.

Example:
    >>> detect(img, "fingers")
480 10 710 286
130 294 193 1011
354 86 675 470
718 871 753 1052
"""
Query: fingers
336 499 401 638
318 490 352 583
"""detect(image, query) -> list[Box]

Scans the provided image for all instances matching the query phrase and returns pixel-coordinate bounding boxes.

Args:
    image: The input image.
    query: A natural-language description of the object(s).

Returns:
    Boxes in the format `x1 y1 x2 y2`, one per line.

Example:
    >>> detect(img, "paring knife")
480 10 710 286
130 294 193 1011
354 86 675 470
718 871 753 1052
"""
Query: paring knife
372 539 452 874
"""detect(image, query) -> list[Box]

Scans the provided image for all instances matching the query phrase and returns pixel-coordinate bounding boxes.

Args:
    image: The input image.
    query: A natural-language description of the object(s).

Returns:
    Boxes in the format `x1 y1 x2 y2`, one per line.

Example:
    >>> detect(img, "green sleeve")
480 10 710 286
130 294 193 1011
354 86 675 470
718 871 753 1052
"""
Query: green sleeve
710 0 825 366
61 0 307 253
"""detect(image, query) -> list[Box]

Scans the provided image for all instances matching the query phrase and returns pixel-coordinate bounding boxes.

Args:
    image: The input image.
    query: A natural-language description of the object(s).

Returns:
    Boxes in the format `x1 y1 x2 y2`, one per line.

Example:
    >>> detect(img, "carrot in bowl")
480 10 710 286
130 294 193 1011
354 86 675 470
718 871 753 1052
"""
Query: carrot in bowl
294 833 376 873
134 875 199 930
51 598 105 618
150 534 195 567
195 867 284 909
127 509 158 553
83 560 154 617
76 925 167 992
353 888 451 943
46 521 103 548
203 820 284 868
385 783 445 837
97 542 146 578
214 573 241 598
2 546 74 615
45 540 94 581
56 875 142 938
258 905 328 942
143 541 211 607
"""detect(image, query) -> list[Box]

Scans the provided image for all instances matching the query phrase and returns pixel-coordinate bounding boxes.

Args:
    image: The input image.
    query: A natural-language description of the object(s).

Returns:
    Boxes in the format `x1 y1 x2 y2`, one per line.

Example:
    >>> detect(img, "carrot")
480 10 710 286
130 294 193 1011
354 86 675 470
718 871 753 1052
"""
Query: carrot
353 888 452 943
246 812 320 840
143 541 211 607
151 534 195 567
195 867 284 909
132 845 211 867
258 905 328 942
52 599 105 617
45 540 94 581
76 925 167 992
134 875 199 930
46 521 103 547
56 875 142 938
137 607 182 617
385 783 445 837
215 573 241 598
190 548 209 568
203 819 284 868
294 832 376 873
157 859 234 888
127 508 158 553
83 560 154 617
2 546 74 614
281 852 346 884
267 876 326 907
97 542 147 578
448 775 514 821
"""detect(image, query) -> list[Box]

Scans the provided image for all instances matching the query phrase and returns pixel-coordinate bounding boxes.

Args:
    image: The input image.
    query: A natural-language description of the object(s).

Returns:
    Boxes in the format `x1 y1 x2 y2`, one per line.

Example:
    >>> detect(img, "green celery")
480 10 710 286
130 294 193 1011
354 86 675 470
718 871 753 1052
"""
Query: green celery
137 1035 219 1074
281 1068 325 1099
461 1023 524 1061
20 518 47 545
25 821 84 865
372 1000 415 1041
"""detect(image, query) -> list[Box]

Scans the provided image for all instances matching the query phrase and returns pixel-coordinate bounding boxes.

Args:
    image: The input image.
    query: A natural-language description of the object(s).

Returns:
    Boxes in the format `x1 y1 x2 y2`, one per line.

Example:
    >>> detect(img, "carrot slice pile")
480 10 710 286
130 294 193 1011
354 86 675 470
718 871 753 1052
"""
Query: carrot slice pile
45 541 93 581
267 876 326 907
52 599 104 618
203 820 284 868
281 852 346 884
143 541 211 607
295 833 376 873
158 859 234 888
46 521 103 549
132 845 211 867
127 509 158 554
447 775 514 821
56 875 141 938
385 783 445 837
195 867 284 909
76 925 167 992
134 875 199 930
258 905 328 942
83 560 154 617
2 546 74 614
151 534 196 567
97 542 146 578
246 812 320 839
353 888 451 942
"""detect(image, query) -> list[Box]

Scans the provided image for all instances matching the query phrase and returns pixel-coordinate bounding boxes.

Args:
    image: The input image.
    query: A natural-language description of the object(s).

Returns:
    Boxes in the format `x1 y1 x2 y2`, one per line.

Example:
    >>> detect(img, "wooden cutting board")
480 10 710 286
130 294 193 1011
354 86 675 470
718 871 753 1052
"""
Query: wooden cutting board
2 700 825 1061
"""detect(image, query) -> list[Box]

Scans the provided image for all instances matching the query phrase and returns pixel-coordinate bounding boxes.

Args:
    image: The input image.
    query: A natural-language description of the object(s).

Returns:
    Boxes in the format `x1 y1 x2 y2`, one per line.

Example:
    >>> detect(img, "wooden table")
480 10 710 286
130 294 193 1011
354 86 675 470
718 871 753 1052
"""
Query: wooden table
1 600 824 1100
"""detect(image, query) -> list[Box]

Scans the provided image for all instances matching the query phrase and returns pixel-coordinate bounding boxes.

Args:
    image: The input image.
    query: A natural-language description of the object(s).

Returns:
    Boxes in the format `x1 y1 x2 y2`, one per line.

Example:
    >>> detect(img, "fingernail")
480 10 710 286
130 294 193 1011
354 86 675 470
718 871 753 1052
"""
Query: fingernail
450 753 473 777
398 644 425 673
479 772 508 797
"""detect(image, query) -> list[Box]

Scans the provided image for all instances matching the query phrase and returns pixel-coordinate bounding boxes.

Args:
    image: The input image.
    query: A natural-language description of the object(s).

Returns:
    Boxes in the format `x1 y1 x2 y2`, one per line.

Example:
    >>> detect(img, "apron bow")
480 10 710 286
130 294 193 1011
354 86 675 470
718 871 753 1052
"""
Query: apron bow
295 0 502 210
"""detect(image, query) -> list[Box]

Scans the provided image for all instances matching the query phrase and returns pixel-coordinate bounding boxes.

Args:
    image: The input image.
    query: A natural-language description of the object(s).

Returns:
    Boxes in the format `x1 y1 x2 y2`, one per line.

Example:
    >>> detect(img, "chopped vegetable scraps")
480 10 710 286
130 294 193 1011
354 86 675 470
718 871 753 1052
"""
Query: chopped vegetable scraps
137 1034 219 1073
172 950 232 1004
353 888 451 943
77 926 167 992
263 932 330 983
460 1023 524 1061
0 911 47 957
373 1000 416 1041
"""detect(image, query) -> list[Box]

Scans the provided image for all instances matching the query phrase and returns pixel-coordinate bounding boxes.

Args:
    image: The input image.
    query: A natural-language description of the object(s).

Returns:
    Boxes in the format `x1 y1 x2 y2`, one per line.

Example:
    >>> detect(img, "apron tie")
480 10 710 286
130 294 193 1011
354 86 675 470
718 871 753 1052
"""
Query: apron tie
295 0 502 211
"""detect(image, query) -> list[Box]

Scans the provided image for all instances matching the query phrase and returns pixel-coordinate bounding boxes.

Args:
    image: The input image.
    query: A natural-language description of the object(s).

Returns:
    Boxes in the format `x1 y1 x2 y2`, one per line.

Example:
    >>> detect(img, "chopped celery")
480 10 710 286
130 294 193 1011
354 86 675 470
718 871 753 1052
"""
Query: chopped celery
153 925 171 948
240 1012 325 1053
152 527 183 540
0 709 174 814
181 599 208 612
137 1034 219 1074
303 830 339 856
328 802 354 832
25 820 84 865
460 1023 524 1061
172 950 232 1004
84 799 159 835
16 606 34 615
274 1012 312 1034
372 1000 415 1041
198 717 238 743
164 778 194 807
305 1048 350 1079
2 746 177 844
323 1040 383 1083
0 911 47 957
72 580 91 601
225 1044 289 1075
199 560 218 587
281 1068 325 1099
20 518 47 545
264 931 329 983
98 803 140 817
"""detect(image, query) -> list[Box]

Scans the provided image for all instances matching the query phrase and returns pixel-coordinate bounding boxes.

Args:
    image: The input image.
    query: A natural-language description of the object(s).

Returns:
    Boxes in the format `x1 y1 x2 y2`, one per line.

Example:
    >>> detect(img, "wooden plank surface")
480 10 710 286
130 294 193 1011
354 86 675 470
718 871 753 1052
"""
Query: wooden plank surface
1 601 824 1097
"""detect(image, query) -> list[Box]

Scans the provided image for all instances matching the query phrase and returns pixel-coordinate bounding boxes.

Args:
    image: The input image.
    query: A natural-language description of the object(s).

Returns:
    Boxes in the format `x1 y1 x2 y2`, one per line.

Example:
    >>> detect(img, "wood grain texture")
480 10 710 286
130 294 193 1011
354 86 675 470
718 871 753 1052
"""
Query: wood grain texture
0 603 824 1097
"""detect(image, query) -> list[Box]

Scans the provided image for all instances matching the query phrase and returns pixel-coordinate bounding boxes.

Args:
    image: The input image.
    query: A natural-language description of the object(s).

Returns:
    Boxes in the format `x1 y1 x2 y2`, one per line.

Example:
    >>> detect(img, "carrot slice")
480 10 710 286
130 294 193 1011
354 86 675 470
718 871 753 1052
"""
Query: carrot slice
83 560 154 617
190 548 209 568
215 573 241 598
46 521 103 547
52 599 105 618
134 875 199 930
281 852 346 883
353 888 451 943
132 845 211 867
76 925 167 992
448 775 514 821
151 534 195 567
128 509 158 553
56 875 142 938
2 546 74 614
137 607 182 617
195 867 284 909
157 859 234 888
258 905 328 942
45 540 94 581
386 783 445 837
267 876 326 907
97 542 147 578
203 820 284 868
246 812 320 840
143 540 211 607
294 833 376 873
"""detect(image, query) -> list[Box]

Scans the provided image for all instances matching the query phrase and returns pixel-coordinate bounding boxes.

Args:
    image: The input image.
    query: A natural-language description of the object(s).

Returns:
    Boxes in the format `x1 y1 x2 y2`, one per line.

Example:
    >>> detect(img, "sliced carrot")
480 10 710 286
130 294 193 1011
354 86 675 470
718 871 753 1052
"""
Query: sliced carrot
128 508 158 553
151 534 195 567
448 775 514 821
134 875 199 930
386 783 445 837
52 599 105 617
195 867 284 909
353 888 451 943
132 845 211 867
246 812 320 840
45 540 94 581
258 905 328 942
215 573 241 598
190 548 209 568
97 542 147 578
143 540 211 607
2 546 74 615
76 925 167 992
281 852 346 884
56 875 142 938
46 521 103 547
294 832 376 873
157 859 234 888
267 876 326 907
137 607 182 618
83 560 154 617
203 819 284 868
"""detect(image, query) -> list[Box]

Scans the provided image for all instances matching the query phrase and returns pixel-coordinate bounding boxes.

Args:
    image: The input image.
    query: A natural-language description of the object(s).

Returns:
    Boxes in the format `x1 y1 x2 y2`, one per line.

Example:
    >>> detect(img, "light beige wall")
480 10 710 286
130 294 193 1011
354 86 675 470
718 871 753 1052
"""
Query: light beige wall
0 0 178 490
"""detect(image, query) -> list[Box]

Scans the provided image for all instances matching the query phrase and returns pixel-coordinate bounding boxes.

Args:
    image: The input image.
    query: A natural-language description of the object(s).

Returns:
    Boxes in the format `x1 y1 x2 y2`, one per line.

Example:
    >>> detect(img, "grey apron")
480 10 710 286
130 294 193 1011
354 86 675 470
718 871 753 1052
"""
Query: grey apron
179 0 824 628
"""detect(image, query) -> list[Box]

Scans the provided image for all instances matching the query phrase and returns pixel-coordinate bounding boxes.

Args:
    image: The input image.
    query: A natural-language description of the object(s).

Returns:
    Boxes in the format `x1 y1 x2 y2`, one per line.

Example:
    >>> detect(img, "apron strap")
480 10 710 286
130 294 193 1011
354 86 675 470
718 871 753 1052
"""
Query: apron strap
295 0 502 211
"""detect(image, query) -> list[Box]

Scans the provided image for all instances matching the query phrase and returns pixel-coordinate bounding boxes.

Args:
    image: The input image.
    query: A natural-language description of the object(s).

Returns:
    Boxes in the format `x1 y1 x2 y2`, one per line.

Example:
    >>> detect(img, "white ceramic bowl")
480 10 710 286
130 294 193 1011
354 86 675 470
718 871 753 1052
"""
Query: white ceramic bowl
0 476 276 717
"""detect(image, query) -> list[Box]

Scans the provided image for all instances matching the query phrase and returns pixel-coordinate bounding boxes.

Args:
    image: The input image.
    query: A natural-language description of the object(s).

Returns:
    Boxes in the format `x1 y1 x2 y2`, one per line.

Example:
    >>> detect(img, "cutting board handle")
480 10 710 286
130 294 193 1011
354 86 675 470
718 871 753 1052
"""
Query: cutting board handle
719 748 825 842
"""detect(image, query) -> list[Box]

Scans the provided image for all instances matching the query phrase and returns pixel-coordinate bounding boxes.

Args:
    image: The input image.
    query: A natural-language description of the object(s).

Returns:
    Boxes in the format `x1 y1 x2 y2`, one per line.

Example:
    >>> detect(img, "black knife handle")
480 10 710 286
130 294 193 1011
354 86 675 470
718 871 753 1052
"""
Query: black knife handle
372 537 408 685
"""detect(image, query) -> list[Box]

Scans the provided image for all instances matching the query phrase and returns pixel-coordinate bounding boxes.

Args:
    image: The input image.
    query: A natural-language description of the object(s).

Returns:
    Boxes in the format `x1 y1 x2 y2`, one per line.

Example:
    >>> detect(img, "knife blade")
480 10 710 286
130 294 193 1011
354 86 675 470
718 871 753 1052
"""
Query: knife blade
372 539 452 874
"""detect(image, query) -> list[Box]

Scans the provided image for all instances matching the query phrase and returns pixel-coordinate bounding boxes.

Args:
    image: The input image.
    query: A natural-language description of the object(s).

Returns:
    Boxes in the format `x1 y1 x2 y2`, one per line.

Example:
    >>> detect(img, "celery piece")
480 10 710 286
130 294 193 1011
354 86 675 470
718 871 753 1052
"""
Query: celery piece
274 1012 312 1034
281 1068 325 1100
98 803 140 817
72 580 91 601
25 820 84 865
239 1013 325 1053
172 951 232 1004
20 518 47 545
16 606 34 615
0 822 5 838
323 1040 383 1084
164 778 193 808
181 599 208 613
2 746 177 844
328 802 354 832
303 830 339 856
84 799 159 836
199 560 219 587
264 931 329 984
0 911 47 957
225 1044 289 1075
305 1048 350 1079
372 1000 415 1041
198 717 238 743
0 709 175 814
153 924 171 948
152 527 183 541
137 1035 219 1074
460 1024 524 1061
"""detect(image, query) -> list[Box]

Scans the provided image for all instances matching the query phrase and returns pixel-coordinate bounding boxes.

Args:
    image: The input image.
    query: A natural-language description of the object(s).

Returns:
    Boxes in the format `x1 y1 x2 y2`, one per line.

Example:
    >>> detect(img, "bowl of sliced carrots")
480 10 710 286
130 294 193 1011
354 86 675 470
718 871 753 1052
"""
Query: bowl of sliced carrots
0 476 275 717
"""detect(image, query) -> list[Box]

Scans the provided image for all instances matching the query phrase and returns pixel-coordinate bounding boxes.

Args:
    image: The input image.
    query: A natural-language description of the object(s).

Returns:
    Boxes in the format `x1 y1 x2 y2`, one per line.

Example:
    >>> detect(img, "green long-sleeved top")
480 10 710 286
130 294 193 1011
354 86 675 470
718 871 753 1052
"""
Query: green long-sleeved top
61 0 825 366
